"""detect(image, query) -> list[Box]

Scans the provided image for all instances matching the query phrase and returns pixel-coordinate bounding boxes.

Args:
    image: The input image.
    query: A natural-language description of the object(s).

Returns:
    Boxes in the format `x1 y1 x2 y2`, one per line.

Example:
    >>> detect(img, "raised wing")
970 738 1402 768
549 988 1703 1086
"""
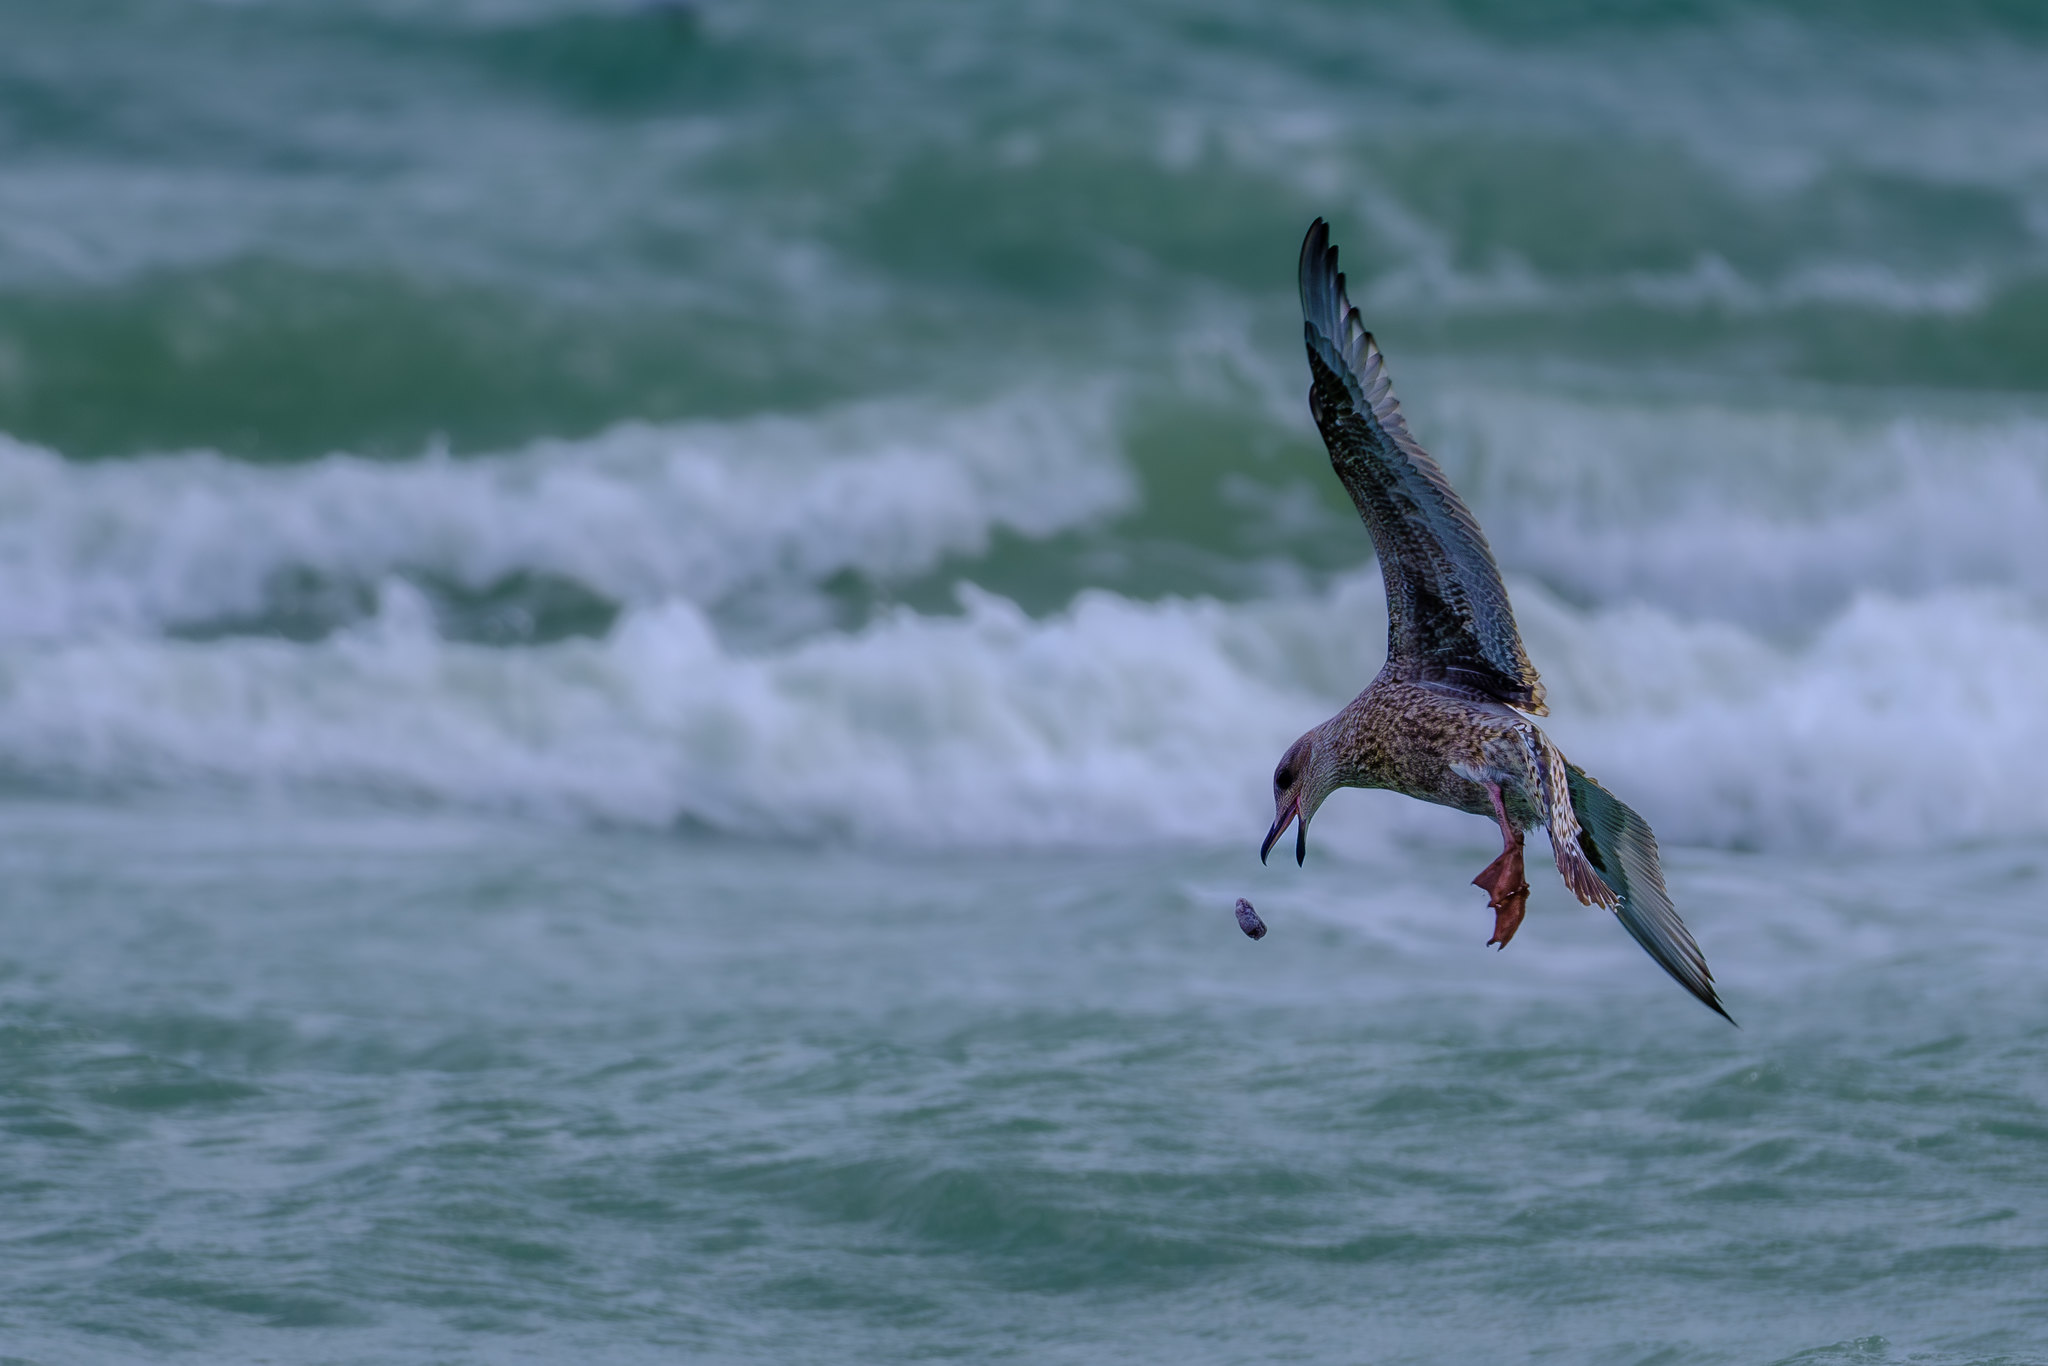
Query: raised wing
1298 218 1545 714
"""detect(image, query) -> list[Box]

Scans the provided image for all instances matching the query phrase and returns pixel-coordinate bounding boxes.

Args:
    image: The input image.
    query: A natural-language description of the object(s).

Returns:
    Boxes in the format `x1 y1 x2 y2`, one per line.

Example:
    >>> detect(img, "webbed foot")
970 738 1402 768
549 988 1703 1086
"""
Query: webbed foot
1472 844 1530 949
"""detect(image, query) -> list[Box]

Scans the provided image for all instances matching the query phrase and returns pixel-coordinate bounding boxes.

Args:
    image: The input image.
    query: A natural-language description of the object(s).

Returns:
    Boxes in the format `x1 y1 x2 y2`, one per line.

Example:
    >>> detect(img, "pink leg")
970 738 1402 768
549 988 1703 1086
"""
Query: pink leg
1471 783 1530 949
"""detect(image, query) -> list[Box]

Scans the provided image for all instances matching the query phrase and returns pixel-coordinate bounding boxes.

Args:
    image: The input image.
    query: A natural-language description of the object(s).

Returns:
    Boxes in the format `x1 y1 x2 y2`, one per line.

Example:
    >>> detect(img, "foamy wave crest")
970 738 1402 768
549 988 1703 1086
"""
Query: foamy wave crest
0 391 1128 641
1524 585 2048 852
0 577 1359 842
1426 393 2048 629
1 568 2045 854
1361 252 1990 317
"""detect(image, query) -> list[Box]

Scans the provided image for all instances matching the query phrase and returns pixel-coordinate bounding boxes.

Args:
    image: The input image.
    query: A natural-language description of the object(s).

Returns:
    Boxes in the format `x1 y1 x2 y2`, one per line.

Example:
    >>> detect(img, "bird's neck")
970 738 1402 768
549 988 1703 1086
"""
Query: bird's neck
1311 708 1374 794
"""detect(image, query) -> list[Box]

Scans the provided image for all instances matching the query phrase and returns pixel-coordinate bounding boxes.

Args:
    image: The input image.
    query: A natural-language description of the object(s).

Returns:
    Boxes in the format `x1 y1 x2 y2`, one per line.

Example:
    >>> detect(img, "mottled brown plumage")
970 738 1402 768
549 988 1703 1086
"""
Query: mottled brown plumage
1262 220 1730 1021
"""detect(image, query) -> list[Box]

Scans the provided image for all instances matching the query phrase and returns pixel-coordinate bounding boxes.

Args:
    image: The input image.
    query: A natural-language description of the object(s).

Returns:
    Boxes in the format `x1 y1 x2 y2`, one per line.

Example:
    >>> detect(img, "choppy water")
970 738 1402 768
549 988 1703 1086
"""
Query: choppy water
3 1 2048 1361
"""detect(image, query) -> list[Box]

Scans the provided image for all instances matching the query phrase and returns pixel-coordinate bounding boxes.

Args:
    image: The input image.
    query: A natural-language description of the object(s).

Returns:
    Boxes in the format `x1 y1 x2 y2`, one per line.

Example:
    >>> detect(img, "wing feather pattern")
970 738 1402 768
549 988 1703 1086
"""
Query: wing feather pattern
1566 763 1733 1023
1299 218 1545 713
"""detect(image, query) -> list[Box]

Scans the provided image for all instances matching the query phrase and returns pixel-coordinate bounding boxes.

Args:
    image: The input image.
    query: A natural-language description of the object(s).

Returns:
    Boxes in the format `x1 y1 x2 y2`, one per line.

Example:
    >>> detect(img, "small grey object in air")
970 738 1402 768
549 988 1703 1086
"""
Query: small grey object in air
1234 898 1267 940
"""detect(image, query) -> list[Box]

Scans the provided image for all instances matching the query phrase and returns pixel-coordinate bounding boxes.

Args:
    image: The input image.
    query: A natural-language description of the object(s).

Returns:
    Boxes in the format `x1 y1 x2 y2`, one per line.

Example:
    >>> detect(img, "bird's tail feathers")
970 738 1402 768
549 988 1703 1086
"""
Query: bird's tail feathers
1516 726 1611 908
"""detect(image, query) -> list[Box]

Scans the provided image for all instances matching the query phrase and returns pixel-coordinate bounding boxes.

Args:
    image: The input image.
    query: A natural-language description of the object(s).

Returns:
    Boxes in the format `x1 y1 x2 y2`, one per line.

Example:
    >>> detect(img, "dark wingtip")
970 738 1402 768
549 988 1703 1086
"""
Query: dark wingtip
1298 217 1340 329
1623 916 1734 1024
1299 217 1329 275
1650 933 1736 1024
1620 912 1735 1024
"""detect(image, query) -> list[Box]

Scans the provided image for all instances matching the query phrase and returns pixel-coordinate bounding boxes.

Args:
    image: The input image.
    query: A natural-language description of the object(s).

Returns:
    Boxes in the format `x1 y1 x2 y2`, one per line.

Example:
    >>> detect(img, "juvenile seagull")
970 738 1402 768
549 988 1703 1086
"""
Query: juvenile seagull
1265 219 1729 1021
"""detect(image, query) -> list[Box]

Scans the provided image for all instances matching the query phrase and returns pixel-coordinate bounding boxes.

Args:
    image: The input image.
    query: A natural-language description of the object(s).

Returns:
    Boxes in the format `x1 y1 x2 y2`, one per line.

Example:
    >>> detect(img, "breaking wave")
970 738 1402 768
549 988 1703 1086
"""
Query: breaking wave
2 562 2045 855
1430 393 2048 631
1 377 2045 855
0 393 1126 641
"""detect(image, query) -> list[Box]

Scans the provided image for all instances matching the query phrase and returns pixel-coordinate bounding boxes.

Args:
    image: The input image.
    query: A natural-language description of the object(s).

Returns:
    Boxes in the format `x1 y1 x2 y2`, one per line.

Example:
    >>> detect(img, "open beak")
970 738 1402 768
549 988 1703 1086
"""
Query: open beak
1261 796 1300 865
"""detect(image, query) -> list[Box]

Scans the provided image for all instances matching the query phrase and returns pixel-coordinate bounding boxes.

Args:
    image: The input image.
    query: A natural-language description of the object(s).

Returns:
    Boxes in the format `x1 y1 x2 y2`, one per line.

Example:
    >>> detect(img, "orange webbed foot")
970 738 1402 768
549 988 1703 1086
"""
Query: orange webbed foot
1472 845 1530 949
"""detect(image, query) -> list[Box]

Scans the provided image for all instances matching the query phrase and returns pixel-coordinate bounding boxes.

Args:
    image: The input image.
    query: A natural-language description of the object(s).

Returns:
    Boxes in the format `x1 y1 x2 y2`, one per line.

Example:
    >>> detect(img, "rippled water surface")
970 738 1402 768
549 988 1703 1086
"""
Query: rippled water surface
3 0 2048 1360
5 804 2047 1363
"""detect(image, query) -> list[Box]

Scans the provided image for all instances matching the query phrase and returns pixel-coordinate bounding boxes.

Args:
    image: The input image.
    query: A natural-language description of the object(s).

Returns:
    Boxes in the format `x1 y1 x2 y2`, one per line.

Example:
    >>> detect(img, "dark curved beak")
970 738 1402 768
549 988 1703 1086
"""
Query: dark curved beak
1261 797 1300 865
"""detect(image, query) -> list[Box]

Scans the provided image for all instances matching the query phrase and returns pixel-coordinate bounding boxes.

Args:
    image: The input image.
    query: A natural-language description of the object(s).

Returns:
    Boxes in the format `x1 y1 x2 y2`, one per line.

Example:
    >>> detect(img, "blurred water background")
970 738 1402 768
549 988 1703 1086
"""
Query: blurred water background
3 2 2048 1362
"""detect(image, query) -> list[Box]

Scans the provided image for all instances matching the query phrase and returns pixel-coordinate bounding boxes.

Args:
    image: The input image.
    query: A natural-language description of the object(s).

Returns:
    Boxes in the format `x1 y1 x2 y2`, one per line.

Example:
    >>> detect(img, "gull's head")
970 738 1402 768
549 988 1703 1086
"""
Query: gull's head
1262 728 1331 867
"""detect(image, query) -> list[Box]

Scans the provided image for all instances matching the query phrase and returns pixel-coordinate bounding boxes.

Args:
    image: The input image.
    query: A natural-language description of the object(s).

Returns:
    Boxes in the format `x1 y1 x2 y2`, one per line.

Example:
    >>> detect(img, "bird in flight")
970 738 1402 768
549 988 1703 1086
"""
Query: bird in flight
1262 219 1729 1022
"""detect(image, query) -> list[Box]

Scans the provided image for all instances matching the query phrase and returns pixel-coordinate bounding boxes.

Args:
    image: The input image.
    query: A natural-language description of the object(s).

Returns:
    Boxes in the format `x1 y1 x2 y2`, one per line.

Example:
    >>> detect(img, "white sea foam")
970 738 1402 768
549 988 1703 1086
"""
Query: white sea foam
1149 340 2048 635
1 558 2045 855
0 576 1343 842
9 363 2038 647
1362 252 1993 318
1420 392 2048 630
1520 585 2048 853
0 392 1127 641
1 383 2043 854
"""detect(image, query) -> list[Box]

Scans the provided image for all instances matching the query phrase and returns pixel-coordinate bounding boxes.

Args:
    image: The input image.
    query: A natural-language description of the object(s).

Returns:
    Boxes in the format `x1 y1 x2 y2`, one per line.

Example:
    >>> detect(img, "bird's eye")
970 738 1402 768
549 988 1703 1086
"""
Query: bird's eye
1276 766 1295 789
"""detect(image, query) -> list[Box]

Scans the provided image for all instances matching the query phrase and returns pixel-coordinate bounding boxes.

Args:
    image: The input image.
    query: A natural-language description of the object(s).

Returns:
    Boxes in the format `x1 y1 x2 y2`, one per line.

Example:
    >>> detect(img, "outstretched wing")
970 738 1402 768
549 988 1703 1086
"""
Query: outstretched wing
1565 763 1733 1023
1298 218 1545 714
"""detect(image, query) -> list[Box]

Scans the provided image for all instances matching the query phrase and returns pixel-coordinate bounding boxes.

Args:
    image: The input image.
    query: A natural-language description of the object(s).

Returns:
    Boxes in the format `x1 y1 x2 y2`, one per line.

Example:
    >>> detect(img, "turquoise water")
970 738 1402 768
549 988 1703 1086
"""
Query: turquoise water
6 805 2048 1362
3 2 2048 1361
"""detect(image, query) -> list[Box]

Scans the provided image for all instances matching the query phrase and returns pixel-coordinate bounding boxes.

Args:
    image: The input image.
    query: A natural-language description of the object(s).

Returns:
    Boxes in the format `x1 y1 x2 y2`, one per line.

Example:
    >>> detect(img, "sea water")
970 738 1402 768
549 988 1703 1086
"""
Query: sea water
2 2 2047 1361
